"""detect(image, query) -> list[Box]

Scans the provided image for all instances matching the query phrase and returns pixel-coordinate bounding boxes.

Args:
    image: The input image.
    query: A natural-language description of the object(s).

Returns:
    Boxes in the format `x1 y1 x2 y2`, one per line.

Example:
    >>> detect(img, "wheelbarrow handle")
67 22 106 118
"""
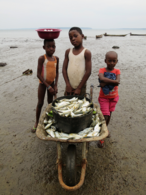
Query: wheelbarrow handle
90 84 94 102
54 94 57 100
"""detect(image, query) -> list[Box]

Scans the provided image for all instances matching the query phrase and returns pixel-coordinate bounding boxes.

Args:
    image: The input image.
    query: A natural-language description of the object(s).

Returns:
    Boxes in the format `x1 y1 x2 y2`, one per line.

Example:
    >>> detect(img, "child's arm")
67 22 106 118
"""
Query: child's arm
62 49 74 94
74 50 92 95
99 73 120 86
37 56 55 95
54 56 59 93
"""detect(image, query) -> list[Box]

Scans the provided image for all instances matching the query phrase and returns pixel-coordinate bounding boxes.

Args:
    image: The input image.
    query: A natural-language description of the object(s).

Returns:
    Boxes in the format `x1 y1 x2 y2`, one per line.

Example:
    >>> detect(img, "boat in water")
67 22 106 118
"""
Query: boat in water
104 33 127 37
96 35 103 38
130 33 146 36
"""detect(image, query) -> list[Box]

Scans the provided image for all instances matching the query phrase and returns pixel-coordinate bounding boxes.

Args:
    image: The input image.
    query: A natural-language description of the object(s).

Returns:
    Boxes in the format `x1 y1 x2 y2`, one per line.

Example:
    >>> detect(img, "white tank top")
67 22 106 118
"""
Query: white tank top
67 48 86 89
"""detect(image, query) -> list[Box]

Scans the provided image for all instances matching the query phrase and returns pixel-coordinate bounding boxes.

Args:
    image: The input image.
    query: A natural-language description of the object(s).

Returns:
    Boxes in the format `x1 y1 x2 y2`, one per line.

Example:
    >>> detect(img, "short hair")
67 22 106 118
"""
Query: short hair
69 27 83 35
44 39 54 46
105 51 118 59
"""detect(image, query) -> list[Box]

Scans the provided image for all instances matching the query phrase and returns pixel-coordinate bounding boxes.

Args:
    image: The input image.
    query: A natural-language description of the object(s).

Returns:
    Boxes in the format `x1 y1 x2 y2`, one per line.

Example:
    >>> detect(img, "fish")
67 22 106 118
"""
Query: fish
94 124 100 133
78 127 93 136
45 123 52 130
68 133 82 139
44 119 48 124
59 132 70 138
58 137 69 140
58 109 73 115
86 131 99 137
55 131 60 138
45 123 100 139
53 97 93 118
48 119 53 124
55 102 70 109
68 97 78 102
46 129 55 137
82 101 90 108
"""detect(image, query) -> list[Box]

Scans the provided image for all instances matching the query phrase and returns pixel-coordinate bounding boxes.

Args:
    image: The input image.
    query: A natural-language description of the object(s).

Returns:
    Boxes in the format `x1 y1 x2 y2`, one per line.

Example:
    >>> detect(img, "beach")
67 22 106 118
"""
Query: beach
0 30 146 195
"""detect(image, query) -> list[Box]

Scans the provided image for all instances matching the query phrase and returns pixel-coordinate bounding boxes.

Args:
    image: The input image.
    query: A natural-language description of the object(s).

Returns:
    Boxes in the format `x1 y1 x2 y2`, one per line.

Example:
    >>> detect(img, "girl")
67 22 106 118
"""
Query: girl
31 39 59 133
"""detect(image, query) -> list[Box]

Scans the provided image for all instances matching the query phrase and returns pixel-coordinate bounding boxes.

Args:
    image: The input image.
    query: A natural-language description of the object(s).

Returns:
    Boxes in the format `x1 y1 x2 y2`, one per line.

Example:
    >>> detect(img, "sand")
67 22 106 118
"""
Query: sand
0 35 146 195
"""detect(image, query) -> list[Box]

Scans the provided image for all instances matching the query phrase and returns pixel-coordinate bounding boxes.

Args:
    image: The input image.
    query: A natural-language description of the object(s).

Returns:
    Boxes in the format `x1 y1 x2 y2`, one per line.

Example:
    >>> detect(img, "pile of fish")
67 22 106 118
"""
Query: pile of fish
44 108 101 140
52 97 92 117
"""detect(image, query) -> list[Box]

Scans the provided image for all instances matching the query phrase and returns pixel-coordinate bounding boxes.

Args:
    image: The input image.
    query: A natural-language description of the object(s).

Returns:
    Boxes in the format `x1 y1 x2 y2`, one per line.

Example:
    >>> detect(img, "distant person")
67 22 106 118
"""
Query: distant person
62 27 91 96
98 51 120 148
31 39 59 133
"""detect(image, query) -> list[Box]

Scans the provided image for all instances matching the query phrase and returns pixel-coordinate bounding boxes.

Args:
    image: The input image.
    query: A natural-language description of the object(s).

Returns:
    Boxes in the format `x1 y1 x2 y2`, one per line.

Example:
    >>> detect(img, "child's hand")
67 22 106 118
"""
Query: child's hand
48 87 56 95
66 84 73 95
100 83 107 88
54 85 58 94
74 88 81 95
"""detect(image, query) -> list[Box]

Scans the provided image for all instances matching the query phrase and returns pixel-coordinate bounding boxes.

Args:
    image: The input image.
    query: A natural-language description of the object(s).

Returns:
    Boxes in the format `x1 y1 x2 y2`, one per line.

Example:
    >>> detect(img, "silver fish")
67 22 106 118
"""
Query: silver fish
68 97 78 102
46 129 55 137
68 133 82 139
59 132 70 138
44 119 48 124
94 124 100 133
55 102 70 109
87 131 99 137
55 131 60 138
58 109 72 115
78 127 93 136
48 119 53 124
59 137 69 140
45 123 52 130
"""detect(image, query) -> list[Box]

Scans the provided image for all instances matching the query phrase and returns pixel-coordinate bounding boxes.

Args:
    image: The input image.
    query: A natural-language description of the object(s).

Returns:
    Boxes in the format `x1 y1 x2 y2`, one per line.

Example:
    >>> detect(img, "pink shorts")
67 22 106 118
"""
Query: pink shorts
98 96 119 116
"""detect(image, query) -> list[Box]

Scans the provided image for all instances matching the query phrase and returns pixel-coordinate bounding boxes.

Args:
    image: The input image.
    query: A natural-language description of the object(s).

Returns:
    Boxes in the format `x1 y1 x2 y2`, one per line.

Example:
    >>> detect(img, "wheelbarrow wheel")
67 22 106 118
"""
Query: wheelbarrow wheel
66 144 76 186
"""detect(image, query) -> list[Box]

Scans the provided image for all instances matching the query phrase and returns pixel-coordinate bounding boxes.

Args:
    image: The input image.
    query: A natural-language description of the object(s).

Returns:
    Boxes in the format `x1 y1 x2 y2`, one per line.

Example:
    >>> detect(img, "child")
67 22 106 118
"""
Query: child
62 27 91 96
98 51 120 147
31 39 59 133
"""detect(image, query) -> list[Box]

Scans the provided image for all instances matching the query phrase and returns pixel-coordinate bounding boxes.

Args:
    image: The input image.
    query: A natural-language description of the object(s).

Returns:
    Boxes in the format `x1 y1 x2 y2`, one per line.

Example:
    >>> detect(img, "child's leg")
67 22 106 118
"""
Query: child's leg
47 82 54 104
98 97 110 147
31 83 46 132
107 112 112 125
106 96 119 136
104 112 112 126
104 112 112 138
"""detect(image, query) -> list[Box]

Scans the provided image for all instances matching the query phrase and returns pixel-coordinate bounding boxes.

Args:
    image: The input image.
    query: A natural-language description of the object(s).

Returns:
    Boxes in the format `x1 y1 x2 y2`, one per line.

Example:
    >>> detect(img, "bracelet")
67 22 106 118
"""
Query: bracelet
47 85 51 90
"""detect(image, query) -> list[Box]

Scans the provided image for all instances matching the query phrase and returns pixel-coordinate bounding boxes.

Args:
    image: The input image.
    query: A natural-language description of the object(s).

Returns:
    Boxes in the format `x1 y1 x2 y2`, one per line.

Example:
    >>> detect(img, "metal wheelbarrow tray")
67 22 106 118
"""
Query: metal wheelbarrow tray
36 103 108 191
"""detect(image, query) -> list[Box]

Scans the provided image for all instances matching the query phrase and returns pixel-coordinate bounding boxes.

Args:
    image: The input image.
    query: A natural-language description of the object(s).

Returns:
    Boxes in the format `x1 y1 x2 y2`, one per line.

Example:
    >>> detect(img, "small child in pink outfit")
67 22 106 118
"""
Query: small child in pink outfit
98 51 121 148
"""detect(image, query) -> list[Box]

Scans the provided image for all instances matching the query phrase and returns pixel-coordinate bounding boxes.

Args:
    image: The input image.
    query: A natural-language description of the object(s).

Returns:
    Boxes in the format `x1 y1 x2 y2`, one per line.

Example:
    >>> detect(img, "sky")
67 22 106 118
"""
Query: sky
0 0 146 29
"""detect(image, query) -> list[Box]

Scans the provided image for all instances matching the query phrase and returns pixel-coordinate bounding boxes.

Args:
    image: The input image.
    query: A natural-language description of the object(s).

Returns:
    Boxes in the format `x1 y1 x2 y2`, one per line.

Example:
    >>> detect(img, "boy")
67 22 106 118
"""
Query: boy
98 51 120 147
62 27 91 96
31 39 59 133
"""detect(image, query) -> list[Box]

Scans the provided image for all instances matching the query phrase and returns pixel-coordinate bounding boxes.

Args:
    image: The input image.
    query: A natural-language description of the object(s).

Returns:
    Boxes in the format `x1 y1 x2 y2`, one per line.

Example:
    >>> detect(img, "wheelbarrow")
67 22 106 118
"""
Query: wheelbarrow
36 85 108 191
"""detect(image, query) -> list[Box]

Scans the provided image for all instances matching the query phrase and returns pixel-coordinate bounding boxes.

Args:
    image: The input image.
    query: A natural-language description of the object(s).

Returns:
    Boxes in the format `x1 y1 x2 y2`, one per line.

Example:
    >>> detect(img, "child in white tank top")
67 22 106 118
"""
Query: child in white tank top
62 27 92 96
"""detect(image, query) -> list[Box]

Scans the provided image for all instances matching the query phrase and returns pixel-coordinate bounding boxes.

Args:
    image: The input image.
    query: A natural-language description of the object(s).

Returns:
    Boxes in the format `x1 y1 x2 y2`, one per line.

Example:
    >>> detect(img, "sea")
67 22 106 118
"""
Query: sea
0 28 146 40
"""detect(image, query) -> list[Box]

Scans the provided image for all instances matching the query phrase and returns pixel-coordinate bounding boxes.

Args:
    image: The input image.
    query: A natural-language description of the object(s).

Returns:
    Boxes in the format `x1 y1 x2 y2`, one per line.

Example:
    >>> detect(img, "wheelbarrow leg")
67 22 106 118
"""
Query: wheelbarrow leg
57 142 62 164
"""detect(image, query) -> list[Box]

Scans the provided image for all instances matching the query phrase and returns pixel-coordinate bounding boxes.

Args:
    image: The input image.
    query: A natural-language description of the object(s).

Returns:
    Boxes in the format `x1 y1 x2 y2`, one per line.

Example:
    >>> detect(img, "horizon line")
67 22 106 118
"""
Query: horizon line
0 27 146 30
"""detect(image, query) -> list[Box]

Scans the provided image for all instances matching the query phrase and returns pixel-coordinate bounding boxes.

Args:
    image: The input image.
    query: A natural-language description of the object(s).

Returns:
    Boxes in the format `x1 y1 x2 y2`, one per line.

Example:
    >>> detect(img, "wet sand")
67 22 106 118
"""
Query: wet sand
0 35 146 195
